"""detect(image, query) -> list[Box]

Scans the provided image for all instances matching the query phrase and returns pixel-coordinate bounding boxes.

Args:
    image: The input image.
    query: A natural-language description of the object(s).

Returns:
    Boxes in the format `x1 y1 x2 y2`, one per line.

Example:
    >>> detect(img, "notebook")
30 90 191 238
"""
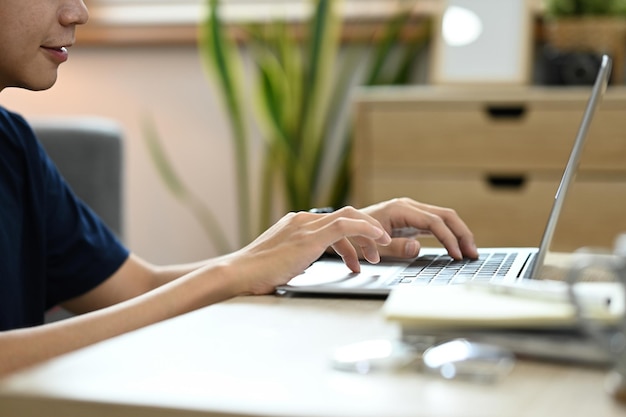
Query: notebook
381 282 622 365
276 54 612 297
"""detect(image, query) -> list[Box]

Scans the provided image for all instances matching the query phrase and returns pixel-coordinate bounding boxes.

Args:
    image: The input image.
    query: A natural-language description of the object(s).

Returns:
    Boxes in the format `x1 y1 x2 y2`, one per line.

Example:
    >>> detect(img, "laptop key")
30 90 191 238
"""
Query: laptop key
390 251 519 288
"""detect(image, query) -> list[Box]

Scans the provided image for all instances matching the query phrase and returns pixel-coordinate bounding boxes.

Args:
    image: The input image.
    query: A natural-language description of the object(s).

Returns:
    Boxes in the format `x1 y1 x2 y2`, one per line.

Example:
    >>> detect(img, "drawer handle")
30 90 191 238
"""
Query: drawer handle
486 175 526 190
485 105 526 119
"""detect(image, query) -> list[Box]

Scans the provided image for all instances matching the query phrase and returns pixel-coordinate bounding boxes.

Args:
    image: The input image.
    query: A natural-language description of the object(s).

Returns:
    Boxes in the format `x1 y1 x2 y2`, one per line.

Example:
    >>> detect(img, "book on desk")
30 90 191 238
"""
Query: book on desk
382 282 623 365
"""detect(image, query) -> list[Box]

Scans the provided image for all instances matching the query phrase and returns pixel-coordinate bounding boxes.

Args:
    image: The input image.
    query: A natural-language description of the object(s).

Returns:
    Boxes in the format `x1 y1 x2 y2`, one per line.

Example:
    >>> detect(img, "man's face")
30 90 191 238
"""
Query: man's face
0 0 88 92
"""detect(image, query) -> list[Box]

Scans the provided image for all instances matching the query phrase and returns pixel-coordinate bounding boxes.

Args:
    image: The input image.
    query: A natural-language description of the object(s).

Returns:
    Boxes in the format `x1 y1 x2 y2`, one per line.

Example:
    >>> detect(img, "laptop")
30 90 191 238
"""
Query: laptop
277 54 612 297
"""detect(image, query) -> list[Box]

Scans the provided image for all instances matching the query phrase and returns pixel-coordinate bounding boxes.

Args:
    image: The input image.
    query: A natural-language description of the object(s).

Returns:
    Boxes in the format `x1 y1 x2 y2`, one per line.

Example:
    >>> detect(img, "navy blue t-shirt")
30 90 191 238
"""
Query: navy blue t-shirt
0 106 129 331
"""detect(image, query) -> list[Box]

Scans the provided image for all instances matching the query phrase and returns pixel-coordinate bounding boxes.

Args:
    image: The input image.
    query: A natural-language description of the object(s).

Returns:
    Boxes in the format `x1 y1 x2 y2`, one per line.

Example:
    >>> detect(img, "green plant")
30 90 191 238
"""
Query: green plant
545 0 626 16
146 0 428 253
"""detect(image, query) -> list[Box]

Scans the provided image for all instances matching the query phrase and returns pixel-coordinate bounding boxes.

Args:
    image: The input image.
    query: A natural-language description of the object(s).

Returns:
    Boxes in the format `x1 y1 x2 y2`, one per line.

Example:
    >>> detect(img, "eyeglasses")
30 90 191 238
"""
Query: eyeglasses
331 338 515 383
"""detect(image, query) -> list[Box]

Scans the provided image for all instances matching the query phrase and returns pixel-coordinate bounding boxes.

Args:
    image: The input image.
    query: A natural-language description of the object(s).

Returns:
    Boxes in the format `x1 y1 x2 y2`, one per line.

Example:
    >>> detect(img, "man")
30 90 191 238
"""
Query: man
0 0 478 377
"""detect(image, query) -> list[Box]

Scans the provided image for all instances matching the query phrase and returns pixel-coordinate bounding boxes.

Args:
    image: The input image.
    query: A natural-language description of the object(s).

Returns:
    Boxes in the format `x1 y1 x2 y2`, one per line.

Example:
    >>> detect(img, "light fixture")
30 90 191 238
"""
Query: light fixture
441 6 483 47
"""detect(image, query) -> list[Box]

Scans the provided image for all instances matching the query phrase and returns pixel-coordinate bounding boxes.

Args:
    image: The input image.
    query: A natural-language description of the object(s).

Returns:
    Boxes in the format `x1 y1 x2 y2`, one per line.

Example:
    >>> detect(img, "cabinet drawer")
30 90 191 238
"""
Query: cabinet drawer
352 86 626 253
364 170 626 252
355 87 626 172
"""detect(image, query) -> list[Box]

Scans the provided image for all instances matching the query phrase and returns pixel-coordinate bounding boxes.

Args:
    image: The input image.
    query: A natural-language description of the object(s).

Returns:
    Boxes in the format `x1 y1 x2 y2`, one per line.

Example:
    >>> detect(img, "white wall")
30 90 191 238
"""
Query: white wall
2 45 244 264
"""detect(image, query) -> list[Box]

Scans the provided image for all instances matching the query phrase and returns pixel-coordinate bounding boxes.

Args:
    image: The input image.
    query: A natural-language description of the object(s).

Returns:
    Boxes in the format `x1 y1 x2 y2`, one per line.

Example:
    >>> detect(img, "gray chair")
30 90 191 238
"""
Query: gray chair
32 117 125 241
31 117 125 322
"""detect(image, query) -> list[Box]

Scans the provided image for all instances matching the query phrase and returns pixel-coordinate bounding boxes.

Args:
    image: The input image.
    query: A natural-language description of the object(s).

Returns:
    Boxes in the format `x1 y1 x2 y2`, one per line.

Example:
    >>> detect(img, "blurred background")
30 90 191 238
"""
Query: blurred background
3 0 623 264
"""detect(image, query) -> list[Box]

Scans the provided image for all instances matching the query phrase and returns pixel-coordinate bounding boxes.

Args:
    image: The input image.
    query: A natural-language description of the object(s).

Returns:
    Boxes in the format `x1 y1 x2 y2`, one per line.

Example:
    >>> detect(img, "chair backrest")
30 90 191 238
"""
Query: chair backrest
31 117 125 241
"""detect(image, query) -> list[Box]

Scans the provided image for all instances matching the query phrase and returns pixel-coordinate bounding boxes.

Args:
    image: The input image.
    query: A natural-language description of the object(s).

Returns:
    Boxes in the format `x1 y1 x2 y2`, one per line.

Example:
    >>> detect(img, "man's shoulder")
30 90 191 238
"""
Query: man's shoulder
0 106 32 139
0 106 39 156
0 105 26 123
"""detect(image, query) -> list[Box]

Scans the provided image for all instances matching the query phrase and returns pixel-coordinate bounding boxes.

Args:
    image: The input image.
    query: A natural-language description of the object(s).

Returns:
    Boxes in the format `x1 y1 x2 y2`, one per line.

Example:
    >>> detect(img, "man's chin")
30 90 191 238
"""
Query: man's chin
31 77 58 91
21 79 57 92
16 70 59 91
29 85 55 92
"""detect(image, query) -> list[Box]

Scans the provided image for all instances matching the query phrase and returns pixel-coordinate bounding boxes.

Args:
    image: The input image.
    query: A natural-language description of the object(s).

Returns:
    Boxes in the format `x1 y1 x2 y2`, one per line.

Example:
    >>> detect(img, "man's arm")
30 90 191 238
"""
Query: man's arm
0 255 240 377
0 207 392 377
60 254 210 314
0 201 477 378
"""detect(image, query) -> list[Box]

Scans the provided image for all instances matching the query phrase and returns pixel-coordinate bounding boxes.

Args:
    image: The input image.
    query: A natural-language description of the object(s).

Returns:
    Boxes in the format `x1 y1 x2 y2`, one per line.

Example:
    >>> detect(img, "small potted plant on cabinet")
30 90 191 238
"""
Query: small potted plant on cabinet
543 0 626 83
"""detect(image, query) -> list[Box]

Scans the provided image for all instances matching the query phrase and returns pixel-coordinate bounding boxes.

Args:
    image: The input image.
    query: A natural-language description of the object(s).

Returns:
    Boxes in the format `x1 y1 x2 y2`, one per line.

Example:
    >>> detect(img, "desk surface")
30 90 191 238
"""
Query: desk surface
1 291 625 417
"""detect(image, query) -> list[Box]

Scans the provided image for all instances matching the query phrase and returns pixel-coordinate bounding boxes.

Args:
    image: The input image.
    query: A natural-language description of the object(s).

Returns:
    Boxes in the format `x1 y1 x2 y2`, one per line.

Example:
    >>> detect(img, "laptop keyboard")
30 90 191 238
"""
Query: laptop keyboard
389 252 517 287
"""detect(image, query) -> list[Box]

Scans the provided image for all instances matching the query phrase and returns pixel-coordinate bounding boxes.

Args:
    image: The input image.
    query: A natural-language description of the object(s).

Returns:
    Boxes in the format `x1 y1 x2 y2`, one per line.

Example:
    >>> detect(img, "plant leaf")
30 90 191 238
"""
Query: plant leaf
142 115 233 254
200 0 252 246
298 0 341 210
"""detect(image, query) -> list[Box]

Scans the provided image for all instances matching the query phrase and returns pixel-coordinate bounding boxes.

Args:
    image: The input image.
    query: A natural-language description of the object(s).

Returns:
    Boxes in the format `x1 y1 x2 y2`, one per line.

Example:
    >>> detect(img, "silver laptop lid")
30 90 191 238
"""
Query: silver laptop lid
529 54 612 278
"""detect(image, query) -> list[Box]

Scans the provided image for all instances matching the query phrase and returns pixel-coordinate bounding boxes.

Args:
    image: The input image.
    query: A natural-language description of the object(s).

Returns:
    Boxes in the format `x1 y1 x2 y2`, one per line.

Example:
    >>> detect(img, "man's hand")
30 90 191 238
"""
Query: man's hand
229 206 392 295
360 197 478 260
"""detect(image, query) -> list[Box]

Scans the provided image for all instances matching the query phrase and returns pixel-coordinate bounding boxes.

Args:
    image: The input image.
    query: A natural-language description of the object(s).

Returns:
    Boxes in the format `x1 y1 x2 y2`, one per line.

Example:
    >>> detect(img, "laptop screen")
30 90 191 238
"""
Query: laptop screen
529 55 612 278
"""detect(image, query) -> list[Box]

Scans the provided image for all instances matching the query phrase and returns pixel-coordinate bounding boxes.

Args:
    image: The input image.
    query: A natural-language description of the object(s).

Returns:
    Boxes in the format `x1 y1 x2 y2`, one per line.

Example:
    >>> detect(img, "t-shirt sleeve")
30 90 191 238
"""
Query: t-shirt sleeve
35 131 130 307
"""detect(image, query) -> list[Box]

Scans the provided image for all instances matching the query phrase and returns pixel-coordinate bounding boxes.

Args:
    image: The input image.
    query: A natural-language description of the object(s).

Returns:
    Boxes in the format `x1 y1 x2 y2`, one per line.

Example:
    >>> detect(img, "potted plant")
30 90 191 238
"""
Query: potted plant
145 0 429 253
543 0 626 82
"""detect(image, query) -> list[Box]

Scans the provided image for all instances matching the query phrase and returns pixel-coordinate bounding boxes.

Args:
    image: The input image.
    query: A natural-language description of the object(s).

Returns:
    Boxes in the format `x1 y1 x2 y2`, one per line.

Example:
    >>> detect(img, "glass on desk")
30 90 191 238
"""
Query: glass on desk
566 234 626 402
331 337 515 383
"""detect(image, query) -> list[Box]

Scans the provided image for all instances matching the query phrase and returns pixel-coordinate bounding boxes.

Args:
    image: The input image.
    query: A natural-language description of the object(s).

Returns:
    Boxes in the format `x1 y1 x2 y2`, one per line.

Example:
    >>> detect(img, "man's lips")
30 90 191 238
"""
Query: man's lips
41 45 69 63
42 46 68 53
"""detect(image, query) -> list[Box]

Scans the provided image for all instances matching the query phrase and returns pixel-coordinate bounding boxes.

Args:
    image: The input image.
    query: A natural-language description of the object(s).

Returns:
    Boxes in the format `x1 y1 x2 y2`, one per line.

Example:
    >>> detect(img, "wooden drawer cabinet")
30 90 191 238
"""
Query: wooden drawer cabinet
352 86 626 252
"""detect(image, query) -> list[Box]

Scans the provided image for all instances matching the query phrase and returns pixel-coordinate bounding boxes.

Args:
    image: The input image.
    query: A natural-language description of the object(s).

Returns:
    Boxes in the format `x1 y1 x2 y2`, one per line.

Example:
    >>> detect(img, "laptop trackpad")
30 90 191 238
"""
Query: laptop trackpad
286 259 404 289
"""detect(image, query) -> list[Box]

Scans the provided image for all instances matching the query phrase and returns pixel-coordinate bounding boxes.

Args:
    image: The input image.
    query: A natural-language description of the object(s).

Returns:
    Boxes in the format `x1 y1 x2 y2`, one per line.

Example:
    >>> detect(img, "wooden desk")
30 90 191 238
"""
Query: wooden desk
0 294 625 417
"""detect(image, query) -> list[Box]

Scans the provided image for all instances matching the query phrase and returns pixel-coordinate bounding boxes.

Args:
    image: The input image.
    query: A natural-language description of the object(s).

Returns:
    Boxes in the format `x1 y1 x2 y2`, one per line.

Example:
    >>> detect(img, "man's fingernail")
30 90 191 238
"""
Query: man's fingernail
405 240 419 257
378 229 392 244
